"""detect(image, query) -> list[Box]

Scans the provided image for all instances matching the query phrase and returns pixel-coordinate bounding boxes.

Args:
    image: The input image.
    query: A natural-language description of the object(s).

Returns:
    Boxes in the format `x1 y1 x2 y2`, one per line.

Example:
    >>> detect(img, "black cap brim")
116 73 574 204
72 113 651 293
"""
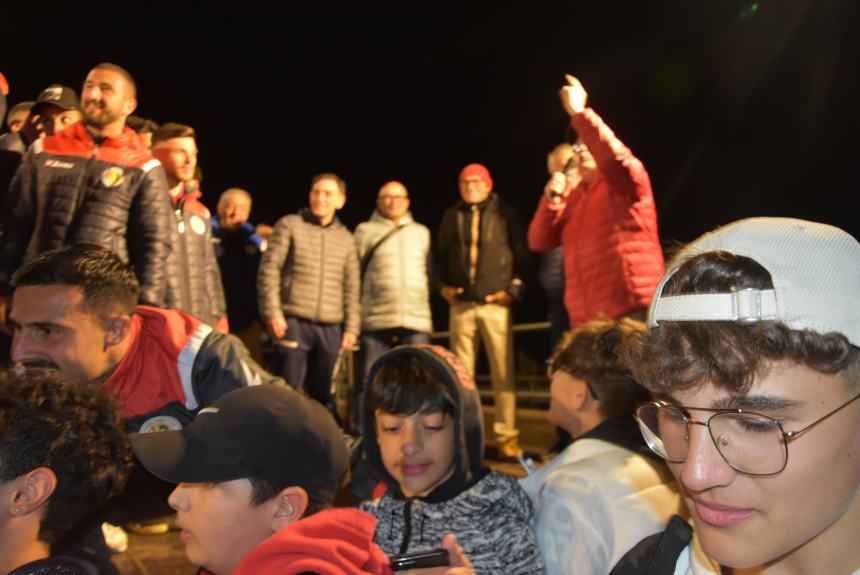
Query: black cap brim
129 429 255 484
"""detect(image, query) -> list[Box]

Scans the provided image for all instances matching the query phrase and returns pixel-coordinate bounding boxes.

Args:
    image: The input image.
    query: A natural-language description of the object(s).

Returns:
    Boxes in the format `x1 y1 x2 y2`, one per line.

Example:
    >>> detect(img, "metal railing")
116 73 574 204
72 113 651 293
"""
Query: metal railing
430 321 553 403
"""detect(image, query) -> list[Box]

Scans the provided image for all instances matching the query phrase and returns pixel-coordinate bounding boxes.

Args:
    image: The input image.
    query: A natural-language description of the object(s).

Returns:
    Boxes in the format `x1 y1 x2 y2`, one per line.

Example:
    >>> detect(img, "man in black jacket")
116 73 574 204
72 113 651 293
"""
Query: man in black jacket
0 63 174 332
152 122 227 330
435 163 529 458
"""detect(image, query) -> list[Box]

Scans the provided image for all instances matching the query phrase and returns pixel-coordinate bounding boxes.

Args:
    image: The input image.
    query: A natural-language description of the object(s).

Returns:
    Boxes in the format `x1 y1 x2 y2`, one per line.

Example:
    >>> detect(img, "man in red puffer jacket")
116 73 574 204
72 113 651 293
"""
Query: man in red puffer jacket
528 74 664 327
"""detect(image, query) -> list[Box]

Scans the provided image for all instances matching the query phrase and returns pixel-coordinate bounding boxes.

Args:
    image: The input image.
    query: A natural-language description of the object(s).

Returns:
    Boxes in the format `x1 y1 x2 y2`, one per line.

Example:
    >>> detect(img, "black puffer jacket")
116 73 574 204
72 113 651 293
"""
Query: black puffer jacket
609 515 692 575
164 183 226 328
0 122 175 306
435 193 529 302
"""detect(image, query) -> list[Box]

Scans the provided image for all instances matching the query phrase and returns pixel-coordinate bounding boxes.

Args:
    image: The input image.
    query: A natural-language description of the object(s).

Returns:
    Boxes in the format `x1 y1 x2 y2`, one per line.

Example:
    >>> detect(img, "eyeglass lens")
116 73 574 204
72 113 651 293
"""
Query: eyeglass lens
636 404 788 475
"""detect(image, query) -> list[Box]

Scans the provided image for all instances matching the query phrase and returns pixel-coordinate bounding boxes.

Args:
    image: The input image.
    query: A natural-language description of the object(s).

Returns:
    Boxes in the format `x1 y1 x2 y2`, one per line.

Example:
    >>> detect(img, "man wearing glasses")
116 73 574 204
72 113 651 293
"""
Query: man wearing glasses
611 217 860 574
528 74 664 329
353 182 432 423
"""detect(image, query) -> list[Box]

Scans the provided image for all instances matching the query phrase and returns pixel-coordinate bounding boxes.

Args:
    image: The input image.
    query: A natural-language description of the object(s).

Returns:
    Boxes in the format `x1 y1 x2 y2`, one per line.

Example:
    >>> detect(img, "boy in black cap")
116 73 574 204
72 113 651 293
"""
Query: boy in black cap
130 384 471 575
360 344 544 574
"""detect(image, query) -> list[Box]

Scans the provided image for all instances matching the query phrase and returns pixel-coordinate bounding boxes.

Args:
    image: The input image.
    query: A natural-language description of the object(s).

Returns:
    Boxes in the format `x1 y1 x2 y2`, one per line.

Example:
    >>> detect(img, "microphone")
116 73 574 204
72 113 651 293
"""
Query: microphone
549 144 581 201
562 146 582 175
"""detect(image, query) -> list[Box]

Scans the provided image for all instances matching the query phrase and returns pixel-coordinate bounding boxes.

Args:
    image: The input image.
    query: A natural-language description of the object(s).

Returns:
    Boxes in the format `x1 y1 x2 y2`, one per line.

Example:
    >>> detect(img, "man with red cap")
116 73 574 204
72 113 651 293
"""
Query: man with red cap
435 163 529 458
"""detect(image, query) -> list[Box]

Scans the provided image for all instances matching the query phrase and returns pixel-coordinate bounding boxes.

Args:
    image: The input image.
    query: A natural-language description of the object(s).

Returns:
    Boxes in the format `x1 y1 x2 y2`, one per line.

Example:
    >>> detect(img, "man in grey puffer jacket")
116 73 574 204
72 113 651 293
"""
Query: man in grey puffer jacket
257 173 359 410
354 181 432 387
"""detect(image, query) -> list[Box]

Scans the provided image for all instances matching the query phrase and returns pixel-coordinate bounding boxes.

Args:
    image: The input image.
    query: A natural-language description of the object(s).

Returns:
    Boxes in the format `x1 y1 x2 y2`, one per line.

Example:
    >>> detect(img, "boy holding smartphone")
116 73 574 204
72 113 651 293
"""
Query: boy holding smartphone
130 384 472 574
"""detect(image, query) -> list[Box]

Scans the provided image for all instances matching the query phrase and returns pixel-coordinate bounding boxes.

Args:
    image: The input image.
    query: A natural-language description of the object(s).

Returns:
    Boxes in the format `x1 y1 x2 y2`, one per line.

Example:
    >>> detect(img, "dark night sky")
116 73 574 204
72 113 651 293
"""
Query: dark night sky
3 0 858 323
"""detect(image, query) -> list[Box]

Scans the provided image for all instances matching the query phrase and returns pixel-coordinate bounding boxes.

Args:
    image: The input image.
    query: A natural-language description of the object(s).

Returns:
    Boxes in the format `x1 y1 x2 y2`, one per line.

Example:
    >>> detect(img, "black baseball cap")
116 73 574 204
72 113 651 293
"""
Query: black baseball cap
32 84 80 114
129 384 349 504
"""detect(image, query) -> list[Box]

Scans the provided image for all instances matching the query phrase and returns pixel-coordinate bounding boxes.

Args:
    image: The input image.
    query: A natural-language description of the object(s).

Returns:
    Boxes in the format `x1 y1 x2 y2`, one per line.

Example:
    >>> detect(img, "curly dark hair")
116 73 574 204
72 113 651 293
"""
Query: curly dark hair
550 318 652 419
11 244 139 316
0 369 133 544
619 252 860 395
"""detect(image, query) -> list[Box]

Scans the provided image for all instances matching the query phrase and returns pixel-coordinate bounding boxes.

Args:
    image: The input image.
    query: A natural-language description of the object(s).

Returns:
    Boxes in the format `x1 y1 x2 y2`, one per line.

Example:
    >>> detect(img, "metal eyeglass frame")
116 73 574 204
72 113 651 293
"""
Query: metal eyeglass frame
636 392 860 476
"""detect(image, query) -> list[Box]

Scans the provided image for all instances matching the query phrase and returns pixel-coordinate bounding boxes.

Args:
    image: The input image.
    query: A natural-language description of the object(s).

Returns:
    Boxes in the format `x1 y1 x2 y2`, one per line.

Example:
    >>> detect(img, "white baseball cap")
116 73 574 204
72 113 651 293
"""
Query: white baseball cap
648 217 860 347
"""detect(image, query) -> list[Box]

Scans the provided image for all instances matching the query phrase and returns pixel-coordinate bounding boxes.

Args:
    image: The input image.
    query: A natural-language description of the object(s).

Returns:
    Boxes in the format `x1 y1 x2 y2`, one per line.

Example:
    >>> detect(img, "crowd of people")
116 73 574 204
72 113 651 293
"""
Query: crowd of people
1 65 858 575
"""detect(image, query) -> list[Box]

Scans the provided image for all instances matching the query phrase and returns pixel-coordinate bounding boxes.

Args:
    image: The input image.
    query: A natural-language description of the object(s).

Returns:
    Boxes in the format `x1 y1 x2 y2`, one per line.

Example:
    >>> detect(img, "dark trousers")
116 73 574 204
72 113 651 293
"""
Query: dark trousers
352 328 430 431
270 317 342 408
359 328 431 384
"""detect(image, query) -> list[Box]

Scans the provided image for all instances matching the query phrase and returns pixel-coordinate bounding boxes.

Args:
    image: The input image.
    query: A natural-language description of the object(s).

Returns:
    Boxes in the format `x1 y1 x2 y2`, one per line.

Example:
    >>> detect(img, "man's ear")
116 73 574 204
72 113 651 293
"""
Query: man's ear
580 382 598 412
8 467 57 517
566 380 590 412
104 315 132 349
124 97 138 117
270 486 309 532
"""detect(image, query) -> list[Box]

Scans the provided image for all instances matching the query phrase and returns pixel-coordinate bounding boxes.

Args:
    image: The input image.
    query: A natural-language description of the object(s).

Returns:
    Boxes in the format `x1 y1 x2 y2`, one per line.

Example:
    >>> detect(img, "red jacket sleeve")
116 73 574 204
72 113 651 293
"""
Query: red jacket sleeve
570 108 651 203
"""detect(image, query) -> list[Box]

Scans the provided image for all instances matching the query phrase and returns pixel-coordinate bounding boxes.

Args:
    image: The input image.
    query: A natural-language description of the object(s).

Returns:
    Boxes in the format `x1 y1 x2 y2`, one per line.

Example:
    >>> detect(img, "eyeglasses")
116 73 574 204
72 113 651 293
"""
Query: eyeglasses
378 195 408 202
635 392 860 476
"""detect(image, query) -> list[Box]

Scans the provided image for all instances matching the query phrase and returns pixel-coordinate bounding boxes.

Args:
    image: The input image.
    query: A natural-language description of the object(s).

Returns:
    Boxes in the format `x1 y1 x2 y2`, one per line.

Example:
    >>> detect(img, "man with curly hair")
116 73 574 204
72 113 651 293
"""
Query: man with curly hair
611 218 860 574
0 369 132 574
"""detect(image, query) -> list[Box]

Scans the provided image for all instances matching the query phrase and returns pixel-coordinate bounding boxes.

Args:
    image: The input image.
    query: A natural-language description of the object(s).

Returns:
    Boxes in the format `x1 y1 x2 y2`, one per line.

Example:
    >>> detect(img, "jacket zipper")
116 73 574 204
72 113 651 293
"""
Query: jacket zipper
315 227 325 320
398 498 414 555
66 143 99 240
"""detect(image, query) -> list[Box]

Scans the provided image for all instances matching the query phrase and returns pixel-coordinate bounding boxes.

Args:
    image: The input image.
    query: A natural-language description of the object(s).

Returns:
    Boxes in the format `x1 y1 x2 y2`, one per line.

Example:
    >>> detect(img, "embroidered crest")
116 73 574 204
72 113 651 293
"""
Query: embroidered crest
100 166 125 188
139 415 183 433
189 214 207 235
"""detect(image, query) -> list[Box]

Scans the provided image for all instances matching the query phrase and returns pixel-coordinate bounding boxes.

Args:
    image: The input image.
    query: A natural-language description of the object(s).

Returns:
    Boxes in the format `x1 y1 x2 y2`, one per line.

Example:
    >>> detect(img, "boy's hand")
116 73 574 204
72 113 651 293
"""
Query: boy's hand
403 534 474 575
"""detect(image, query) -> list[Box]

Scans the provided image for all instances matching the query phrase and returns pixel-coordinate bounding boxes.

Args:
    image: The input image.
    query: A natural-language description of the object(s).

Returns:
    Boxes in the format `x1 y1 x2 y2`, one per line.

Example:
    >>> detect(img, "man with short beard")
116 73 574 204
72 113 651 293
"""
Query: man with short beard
0 62 175 332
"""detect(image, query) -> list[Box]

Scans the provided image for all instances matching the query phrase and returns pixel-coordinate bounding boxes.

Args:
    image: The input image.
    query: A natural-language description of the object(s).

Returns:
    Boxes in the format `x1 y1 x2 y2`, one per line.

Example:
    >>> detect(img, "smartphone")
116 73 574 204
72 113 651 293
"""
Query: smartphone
390 548 450 571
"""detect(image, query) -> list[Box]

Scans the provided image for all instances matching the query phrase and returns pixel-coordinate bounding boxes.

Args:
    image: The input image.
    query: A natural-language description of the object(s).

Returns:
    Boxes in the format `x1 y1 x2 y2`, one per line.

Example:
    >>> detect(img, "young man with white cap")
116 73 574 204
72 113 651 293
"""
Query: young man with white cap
611 217 860 574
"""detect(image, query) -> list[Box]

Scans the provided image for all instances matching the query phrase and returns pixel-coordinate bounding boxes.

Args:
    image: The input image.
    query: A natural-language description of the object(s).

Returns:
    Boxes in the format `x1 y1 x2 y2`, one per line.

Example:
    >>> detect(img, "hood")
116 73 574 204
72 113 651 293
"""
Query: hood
232 508 393 575
361 344 485 501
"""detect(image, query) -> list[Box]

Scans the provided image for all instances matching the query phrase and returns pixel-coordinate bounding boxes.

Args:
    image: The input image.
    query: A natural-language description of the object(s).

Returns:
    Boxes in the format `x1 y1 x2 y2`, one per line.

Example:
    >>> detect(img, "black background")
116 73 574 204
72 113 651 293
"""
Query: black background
3 0 858 326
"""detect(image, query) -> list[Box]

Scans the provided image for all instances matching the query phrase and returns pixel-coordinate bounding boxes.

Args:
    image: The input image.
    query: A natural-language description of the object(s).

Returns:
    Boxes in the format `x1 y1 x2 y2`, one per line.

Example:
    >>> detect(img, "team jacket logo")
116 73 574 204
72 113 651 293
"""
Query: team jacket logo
44 159 75 169
101 166 125 188
189 214 207 235
139 415 183 433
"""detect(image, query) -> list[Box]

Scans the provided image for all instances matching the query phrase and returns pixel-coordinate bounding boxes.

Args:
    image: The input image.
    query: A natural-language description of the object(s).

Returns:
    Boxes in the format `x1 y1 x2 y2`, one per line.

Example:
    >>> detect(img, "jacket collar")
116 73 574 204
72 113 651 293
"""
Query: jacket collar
369 210 414 227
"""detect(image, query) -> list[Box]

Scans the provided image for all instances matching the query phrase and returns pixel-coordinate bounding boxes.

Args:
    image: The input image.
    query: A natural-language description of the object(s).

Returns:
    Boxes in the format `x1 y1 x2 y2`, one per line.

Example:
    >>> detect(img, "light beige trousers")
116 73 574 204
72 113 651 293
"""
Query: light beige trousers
449 302 518 442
